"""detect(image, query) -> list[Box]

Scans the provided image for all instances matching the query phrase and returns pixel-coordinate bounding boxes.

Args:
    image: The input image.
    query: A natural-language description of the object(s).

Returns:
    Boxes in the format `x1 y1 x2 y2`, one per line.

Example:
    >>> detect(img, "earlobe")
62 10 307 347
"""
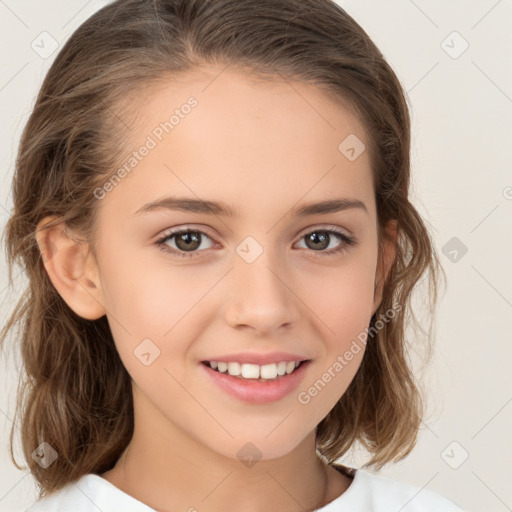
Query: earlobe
372 219 398 317
35 216 106 320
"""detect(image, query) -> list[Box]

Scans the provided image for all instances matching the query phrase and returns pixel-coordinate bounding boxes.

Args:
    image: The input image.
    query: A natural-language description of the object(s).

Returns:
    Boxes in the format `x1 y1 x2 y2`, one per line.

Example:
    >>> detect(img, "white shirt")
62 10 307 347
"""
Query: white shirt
25 466 465 511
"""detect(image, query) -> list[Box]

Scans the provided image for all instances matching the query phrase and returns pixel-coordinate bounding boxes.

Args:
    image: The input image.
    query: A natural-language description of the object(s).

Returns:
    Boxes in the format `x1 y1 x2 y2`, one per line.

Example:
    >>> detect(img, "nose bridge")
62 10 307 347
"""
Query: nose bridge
223 235 300 331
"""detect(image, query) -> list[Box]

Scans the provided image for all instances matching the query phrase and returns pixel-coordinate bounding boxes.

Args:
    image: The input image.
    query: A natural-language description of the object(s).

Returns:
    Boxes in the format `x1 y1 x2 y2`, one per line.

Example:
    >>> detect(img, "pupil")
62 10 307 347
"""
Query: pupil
307 232 328 250
177 232 200 251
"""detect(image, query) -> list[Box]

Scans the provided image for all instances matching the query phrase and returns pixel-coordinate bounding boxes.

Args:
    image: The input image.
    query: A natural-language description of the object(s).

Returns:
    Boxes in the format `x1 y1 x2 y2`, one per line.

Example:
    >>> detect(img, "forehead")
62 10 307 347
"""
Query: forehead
101 66 375 223
127 65 368 146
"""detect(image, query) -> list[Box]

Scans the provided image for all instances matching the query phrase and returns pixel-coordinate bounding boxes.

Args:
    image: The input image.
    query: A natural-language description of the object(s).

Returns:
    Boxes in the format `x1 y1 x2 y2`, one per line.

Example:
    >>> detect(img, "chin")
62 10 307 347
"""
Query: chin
210 432 310 465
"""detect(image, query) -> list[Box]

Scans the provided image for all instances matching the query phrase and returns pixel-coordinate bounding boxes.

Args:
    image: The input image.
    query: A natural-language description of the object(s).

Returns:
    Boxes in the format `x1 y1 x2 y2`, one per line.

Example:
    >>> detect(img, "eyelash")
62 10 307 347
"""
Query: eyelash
154 226 357 259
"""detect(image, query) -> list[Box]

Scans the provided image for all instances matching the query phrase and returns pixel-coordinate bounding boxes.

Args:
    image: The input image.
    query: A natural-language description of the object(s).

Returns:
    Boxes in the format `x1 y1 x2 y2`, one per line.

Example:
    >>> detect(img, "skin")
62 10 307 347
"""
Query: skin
36 65 397 512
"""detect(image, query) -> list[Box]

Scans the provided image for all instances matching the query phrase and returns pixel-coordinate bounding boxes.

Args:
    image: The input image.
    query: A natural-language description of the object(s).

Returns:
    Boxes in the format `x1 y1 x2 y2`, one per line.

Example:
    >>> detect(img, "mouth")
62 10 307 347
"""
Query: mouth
199 359 312 404
200 359 310 382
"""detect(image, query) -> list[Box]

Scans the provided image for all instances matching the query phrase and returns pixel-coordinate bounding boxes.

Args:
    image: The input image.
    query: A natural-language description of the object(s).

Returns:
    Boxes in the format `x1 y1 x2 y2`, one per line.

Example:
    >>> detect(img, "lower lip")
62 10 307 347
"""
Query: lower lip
200 361 311 404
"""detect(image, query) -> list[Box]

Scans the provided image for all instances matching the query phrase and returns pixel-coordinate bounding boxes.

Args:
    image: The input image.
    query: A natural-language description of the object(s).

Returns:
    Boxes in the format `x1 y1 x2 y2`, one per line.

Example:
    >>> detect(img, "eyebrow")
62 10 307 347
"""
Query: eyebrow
134 196 368 217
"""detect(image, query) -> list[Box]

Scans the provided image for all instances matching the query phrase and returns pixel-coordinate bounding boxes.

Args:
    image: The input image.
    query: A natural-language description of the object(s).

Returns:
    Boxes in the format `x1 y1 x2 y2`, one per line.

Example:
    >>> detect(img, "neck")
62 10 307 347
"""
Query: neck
100 385 352 512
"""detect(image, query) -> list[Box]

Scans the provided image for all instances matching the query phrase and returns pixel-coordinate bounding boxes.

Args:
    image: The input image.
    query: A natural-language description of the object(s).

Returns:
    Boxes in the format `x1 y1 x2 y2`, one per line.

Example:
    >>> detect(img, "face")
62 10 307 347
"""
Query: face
80 66 389 462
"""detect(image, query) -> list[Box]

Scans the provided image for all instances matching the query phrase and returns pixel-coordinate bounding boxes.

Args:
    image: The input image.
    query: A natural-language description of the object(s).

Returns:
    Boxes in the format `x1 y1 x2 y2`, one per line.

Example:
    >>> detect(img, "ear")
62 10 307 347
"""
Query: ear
35 216 106 320
372 219 398 316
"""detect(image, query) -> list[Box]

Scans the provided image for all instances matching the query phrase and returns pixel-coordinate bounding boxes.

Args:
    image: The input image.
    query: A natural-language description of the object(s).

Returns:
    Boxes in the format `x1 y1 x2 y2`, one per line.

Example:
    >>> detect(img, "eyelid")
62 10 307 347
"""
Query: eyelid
296 222 352 238
155 223 353 241
154 223 357 258
153 224 215 241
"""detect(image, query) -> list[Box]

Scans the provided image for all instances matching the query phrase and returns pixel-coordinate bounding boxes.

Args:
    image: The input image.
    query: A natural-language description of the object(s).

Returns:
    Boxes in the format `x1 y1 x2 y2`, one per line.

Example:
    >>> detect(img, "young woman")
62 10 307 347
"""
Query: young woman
1 1 463 510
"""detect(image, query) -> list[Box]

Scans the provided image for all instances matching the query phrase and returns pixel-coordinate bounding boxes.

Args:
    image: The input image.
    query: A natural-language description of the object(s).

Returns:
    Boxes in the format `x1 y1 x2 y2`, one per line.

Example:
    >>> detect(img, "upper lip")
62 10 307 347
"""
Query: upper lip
201 352 311 365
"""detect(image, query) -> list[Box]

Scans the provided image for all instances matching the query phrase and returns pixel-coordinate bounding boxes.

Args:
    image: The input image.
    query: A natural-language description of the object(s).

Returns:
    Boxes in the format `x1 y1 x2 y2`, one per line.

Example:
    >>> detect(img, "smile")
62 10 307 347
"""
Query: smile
203 360 304 381
200 360 312 404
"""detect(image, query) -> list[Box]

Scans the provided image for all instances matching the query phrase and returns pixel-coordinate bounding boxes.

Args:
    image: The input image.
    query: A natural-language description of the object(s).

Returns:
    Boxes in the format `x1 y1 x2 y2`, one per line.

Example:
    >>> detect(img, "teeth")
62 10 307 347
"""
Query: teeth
207 360 303 380
260 363 278 379
227 362 241 376
276 361 287 376
241 363 260 379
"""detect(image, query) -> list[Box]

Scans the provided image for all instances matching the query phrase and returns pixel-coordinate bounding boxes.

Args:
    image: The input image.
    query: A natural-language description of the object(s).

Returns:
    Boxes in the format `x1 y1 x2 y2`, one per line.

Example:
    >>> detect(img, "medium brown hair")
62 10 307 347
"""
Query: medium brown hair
1 0 446 497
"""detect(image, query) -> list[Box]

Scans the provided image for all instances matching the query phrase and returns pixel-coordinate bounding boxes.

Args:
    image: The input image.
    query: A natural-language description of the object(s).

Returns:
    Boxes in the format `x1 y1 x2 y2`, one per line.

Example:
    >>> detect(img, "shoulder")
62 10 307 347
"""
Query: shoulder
24 474 156 512
322 465 465 512
357 469 464 510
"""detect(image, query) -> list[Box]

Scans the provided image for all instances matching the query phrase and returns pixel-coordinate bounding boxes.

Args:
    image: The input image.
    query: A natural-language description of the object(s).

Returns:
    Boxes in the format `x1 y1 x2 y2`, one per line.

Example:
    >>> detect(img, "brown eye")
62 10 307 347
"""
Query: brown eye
155 229 214 258
304 231 331 251
154 226 357 260
174 231 202 252
296 229 356 256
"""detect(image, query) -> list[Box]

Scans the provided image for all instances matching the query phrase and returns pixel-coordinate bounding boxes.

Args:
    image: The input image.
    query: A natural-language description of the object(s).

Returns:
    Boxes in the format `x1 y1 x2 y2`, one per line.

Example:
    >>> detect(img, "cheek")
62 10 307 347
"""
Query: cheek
99 242 187 327
305 257 376 328
301 261 374 387
98 249 209 372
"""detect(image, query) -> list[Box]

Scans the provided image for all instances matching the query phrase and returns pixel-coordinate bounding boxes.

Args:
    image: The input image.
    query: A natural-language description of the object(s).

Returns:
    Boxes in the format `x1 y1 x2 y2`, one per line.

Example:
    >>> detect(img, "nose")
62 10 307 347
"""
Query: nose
222 250 301 335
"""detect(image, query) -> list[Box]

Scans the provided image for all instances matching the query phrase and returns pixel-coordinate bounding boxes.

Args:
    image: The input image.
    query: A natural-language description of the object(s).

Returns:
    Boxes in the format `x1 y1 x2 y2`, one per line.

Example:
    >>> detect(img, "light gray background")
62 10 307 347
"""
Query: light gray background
1 1 511 511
